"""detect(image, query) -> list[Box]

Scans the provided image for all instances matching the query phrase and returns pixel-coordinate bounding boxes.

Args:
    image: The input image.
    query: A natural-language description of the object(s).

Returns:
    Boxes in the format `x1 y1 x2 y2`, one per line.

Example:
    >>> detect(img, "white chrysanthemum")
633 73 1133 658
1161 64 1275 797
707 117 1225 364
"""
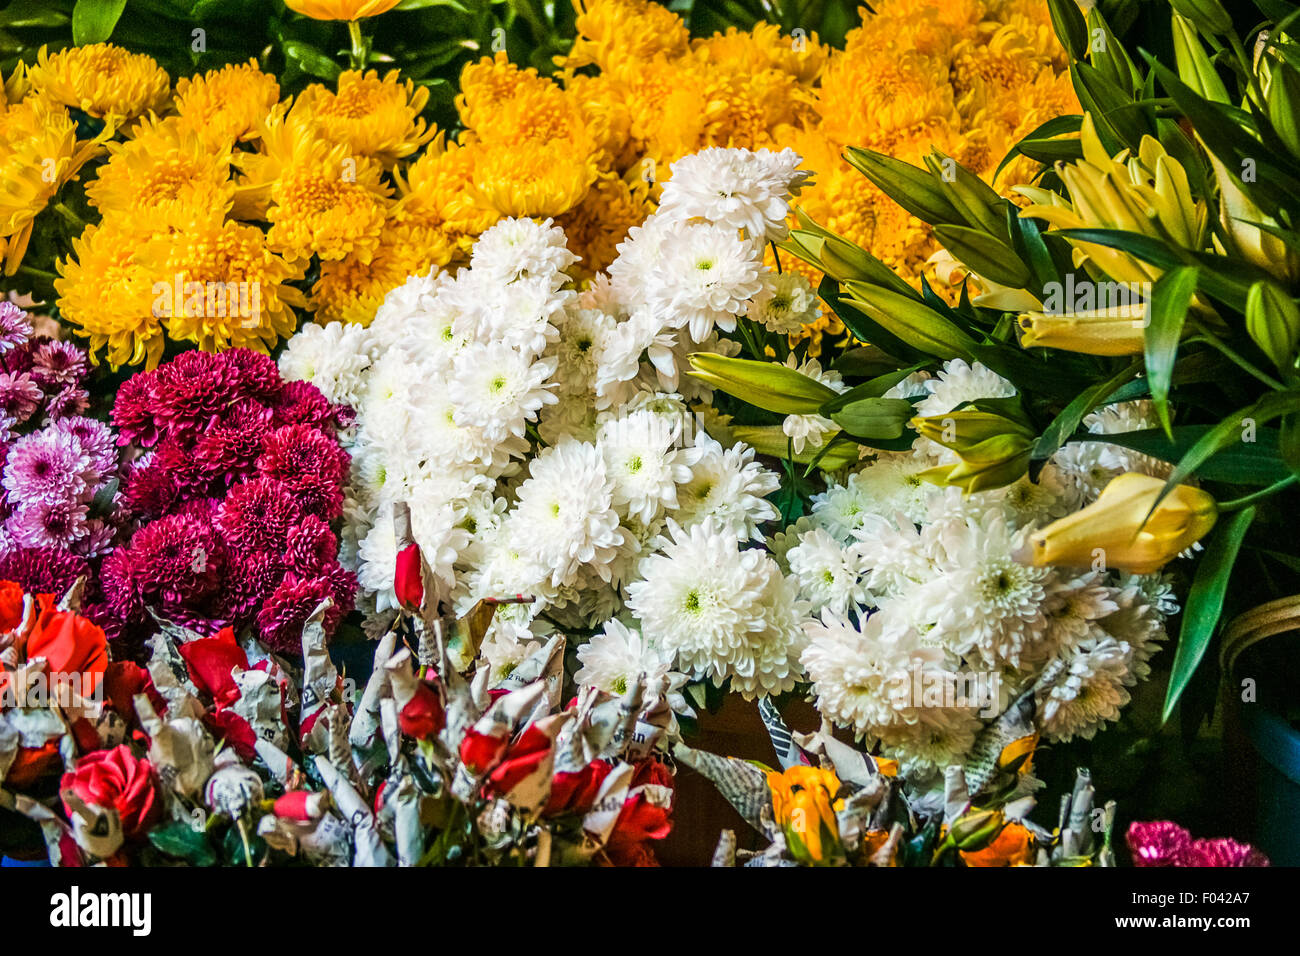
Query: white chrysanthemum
538 392 599 445
656 146 812 242
627 520 805 699
453 272 569 358
596 408 692 524
780 356 845 455
469 216 577 285
278 320 373 407
448 342 557 442
371 269 438 330
593 308 670 410
913 359 1017 419
767 515 816 572
1036 639 1133 742
638 326 742 401
358 349 421 441
455 490 508 567
814 454 937 540
786 526 872 615
852 514 940 602
974 471 1073 528
356 509 400 613
1040 573 1120 651
646 221 764 342
746 271 820 334
551 306 617 398
607 212 678 307
480 623 543 685
882 370 932 400
1100 574 1173 680
463 516 555 610
407 474 481 587
915 510 1057 668
878 709 985 777
575 618 677 696
510 437 626 588
673 432 779 541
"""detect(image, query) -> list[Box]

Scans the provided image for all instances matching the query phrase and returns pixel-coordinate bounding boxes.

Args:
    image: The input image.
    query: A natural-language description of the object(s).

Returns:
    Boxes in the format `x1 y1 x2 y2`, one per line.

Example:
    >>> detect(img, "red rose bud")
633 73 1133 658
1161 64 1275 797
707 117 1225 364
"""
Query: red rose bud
274 790 328 821
459 728 510 776
545 760 613 817
385 648 445 740
101 662 159 724
178 636 249 708
487 723 554 796
394 543 424 610
0 579 25 632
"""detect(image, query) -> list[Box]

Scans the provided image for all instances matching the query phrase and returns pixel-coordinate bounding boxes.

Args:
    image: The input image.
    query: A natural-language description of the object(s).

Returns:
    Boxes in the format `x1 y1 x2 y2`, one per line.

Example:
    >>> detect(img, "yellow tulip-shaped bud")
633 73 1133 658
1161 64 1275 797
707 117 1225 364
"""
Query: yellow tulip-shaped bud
1018 302 1148 355
1017 472 1217 574
283 0 399 19
766 766 843 865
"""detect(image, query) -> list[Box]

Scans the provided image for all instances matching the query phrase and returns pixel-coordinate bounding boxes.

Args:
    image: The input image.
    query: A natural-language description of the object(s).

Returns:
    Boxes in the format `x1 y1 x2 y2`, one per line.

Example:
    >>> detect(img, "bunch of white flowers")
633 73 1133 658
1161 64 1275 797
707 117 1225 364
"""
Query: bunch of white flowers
281 147 821 704
787 359 1178 780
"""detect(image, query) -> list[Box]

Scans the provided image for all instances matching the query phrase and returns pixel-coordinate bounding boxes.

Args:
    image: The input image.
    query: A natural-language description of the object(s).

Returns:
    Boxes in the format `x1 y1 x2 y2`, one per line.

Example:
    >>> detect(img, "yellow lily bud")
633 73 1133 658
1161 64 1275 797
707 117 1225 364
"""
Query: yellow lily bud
766 766 843 865
1018 302 1148 355
1018 472 1218 574
1207 150 1300 283
912 407 1035 493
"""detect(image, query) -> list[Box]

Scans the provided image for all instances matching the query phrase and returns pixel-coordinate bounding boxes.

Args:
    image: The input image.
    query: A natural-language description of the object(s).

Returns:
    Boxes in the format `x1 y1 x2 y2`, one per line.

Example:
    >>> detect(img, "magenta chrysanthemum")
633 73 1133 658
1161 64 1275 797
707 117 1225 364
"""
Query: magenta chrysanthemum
0 545 92 597
255 568 355 654
192 399 274 487
107 511 224 612
272 380 349 432
223 348 284 401
0 371 42 426
149 350 243 441
258 424 351 487
110 372 160 448
284 514 338 573
215 477 301 555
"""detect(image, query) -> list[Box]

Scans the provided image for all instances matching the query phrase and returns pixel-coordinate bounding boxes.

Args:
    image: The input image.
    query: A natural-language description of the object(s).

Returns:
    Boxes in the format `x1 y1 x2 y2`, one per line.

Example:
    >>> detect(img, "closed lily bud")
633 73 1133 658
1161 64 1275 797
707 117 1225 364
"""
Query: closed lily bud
1245 280 1300 375
1016 472 1217 574
1172 13 1229 102
1207 151 1300 283
688 353 839 416
1265 59 1300 159
912 406 1035 493
1018 303 1148 355
1168 0 1232 35
950 808 1005 852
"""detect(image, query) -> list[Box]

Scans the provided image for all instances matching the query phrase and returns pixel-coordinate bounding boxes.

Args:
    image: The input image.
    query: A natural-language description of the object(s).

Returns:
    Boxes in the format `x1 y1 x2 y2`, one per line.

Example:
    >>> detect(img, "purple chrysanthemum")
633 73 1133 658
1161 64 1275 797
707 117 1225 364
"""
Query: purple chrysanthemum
0 302 33 353
7 499 90 550
29 339 88 388
45 384 90 420
2 428 95 505
0 370 43 425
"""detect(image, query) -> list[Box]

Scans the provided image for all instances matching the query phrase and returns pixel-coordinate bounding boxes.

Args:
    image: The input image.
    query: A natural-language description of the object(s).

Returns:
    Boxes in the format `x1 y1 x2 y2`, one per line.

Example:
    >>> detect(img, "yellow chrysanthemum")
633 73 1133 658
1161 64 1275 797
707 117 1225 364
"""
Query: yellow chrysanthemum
85 114 233 232
27 44 169 123
141 218 306 353
565 0 690 72
468 139 597 218
455 53 555 132
392 135 498 260
56 219 168 369
557 172 654 276
266 142 392 263
308 223 440 325
172 59 280 145
292 69 435 166
0 97 105 274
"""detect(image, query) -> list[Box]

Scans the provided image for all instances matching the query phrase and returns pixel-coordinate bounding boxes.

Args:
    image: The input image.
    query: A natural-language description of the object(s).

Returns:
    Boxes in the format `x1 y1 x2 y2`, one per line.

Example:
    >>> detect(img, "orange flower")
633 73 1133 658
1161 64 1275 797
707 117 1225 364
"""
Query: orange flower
959 821 1035 867
283 0 399 19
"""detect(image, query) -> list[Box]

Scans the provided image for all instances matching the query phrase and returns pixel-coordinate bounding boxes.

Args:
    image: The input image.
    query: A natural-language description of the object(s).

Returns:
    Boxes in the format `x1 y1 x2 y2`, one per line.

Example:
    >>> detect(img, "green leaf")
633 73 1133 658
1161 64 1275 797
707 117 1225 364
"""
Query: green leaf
1162 392 1300 501
1086 425 1293 485
71 0 127 44
1032 360 1141 461
995 113 1083 181
281 40 342 82
1162 506 1256 722
819 363 925 414
0 0 70 28
148 821 217 867
1145 267 1198 437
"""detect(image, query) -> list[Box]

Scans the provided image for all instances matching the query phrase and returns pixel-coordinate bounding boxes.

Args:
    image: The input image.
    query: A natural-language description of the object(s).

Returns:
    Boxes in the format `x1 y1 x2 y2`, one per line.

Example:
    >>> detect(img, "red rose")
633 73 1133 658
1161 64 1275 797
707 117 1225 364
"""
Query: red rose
394 543 423 610
485 723 554 796
0 579 24 632
101 661 160 724
398 679 445 740
459 728 509 776
603 758 675 867
60 745 161 841
203 709 258 762
178 630 248 707
3 740 61 790
25 596 108 697
544 759 612 818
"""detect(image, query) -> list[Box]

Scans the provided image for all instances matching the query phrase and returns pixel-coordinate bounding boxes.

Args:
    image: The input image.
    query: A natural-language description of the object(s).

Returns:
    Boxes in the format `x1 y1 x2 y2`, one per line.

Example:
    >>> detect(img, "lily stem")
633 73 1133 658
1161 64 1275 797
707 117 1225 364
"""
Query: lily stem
1219 474 1299 512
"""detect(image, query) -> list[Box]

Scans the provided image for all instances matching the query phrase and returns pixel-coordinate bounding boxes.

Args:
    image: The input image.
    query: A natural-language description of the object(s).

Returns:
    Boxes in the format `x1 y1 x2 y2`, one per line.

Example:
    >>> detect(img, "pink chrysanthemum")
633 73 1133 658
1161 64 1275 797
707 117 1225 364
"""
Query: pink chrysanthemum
0 371 43 426
0 302 33 353
222 348 283 401
53 416 118 477
113 511 225 610
8 499 90 549
3 428 96 505
110 372 161 448
46 385 90 419
149 350 243 441
258 424 350 487
0 545 92 598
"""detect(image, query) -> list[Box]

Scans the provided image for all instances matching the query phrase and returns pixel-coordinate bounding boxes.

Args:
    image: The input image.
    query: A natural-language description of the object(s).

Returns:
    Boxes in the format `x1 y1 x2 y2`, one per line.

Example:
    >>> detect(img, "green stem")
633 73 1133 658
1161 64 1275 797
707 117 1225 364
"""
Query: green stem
347 19 367 71
236 816 254 868
769 240 783 274
1219 474 1299 511
52 202 86 229
1190 332 1286 390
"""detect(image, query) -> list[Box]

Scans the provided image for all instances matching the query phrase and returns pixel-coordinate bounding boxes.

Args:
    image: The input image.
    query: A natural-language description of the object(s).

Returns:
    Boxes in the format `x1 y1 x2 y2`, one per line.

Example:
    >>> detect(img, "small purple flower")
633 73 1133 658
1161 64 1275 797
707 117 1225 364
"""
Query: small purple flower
30 339 88 388
71 517 117 558
2 428 95 505
53 416 118 478
45 384 90 420
7 499 90 550
0 302 33 354
0 370 43 425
